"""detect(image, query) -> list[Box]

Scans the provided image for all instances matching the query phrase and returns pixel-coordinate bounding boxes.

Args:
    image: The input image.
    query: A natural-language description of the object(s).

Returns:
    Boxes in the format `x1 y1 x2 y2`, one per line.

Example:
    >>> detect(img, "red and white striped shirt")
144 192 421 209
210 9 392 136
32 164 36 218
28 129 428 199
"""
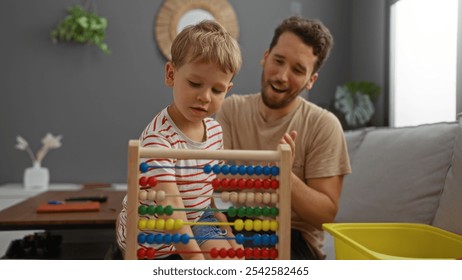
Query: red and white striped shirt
117 108 223 257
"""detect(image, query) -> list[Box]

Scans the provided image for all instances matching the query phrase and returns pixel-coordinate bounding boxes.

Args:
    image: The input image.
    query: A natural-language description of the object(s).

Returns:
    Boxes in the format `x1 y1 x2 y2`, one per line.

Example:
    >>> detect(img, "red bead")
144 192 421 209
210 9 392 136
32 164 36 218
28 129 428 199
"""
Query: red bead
236 248 244 258
221 178 229 188
262 179 271 189
227 248 236 258
146 248 155 259
219 248 228 258
270 249 278 260
212 178 221 189
253 248 261 259
271 179 279 189
245 179 254 189
210 248 219 258
148 176 157 187
237 179 246 189
261 248 269 259
245 248 253 259
254 179 262 189
229 179 237 188
139 176 148 186
137 248 146 259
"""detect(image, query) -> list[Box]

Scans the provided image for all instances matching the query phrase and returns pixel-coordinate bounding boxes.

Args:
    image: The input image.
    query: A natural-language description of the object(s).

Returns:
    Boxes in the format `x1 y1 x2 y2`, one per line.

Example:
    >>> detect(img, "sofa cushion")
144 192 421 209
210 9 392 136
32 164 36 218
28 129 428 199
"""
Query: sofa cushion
344 128 369 163
336 122 458 224
432 121 462 234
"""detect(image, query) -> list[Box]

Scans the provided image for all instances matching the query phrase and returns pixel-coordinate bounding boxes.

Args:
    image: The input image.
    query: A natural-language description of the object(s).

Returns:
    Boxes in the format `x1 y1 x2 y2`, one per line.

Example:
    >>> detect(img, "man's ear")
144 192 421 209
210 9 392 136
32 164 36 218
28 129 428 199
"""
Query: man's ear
165 62 175 87
305 72 318 91
260 49 270 66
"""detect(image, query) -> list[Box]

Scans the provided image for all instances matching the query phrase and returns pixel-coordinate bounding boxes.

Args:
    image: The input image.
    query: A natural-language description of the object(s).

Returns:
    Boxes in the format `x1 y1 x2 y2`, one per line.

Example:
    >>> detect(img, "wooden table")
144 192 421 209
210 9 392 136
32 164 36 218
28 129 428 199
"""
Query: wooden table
0 189 125 231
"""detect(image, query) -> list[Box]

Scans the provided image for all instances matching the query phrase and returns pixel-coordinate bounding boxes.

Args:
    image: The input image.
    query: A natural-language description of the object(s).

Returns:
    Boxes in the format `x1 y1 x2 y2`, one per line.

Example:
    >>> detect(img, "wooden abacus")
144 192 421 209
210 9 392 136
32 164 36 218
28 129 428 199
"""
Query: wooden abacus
124 139 291 260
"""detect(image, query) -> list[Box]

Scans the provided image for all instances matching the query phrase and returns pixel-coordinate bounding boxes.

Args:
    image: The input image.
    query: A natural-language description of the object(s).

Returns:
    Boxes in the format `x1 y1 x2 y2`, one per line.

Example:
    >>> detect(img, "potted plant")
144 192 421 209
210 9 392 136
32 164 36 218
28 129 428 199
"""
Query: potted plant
51 5 110 54
334 81 381 129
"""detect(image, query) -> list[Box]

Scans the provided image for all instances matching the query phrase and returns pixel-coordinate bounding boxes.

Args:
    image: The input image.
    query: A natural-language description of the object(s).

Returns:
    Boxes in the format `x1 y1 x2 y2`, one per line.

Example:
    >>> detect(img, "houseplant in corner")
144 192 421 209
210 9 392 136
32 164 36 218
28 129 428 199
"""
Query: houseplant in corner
51 5 110 54
334 81 381 129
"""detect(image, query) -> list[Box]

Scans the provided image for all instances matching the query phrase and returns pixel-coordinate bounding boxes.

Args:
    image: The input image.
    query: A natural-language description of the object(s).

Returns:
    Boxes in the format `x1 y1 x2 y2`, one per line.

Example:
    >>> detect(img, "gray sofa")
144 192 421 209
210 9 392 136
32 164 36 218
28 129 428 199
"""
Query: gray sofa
324 117 462 259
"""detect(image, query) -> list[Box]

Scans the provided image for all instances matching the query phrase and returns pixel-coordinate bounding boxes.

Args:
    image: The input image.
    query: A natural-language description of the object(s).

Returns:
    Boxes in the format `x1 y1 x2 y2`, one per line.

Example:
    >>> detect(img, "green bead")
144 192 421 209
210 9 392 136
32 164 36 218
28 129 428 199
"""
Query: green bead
138 205 147 215
253 207 262 216
237 207 246 217
271 207 279 217
245 207 254 216
164 205 173 216
147 205 156 215
262 207 270 217
155 205 164 215
227 207 237 217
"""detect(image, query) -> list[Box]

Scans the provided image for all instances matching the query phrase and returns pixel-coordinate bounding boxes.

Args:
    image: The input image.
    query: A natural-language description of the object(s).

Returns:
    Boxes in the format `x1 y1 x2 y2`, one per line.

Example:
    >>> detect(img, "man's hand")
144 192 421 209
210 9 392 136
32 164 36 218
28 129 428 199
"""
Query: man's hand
280 130 297 166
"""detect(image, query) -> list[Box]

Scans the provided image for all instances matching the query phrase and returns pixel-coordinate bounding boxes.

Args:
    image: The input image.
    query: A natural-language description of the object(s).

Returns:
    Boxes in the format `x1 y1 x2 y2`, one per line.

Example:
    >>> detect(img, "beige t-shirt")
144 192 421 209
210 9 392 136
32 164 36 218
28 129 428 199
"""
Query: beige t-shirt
215 93 352 259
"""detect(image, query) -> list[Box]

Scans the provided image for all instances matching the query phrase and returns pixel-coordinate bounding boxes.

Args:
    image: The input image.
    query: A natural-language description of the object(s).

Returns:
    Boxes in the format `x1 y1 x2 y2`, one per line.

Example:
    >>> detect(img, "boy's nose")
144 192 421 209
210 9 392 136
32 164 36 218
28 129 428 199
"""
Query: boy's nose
197 90 211 103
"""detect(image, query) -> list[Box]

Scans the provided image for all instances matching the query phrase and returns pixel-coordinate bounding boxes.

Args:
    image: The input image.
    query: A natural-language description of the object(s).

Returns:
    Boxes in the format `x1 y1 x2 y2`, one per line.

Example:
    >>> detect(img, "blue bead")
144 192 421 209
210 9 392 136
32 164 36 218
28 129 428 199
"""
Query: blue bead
212 164 221 174
229 165 238 175
180 234 190 244
221 165 230 175
246 166 255 175
172 233 181 243
271 234 278 245
254 166 263 175
238 165 246 175
163 234 172 244
203 164 212 174
154 234 163 244
235 233 245 244
137 233 146 244
271 166 279 176
139 162 149 173
262 234 270 246
253 234 262 246
146 234 155 244
263 166 271 175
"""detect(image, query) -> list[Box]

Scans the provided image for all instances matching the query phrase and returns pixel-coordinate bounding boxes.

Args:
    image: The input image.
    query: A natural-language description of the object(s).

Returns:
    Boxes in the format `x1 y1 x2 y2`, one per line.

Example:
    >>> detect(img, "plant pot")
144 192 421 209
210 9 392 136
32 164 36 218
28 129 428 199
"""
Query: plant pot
24 161 49 191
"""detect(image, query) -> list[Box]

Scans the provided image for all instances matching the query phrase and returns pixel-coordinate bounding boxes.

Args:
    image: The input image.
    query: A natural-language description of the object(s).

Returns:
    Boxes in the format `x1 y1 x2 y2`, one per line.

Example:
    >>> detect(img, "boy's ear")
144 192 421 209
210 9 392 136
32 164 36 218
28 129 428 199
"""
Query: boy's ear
165 62 175 87
226 82 234 93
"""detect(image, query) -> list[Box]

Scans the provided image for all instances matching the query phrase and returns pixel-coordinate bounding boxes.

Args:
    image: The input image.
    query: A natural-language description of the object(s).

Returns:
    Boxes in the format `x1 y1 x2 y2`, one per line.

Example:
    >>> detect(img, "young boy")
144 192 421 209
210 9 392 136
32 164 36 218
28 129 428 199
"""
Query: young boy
116 20 242 260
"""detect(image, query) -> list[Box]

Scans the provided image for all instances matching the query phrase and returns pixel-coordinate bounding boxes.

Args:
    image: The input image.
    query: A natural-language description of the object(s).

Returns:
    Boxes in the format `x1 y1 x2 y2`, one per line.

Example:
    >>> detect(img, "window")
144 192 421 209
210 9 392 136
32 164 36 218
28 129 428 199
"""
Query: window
390 0 458 127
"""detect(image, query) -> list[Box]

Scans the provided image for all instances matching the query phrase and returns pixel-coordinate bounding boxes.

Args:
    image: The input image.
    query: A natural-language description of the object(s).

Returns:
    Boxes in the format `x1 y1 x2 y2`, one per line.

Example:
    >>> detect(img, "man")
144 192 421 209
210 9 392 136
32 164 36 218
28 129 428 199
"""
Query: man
215 16 351 259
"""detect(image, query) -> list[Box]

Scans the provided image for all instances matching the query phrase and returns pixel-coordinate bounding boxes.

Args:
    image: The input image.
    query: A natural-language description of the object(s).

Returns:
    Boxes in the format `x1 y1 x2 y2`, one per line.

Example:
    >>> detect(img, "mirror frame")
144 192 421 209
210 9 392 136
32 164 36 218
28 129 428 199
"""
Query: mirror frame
155 0 239 60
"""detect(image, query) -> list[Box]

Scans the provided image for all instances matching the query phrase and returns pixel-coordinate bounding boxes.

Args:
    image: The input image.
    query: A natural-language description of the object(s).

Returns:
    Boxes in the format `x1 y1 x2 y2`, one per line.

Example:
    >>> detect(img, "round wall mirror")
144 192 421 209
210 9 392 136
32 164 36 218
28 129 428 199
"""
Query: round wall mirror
155 0 239 60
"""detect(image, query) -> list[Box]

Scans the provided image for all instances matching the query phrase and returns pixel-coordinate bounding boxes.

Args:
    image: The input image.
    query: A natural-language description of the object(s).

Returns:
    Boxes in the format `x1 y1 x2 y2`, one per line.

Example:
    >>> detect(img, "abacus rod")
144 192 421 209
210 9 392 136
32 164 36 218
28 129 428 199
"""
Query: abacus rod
139 147 281 161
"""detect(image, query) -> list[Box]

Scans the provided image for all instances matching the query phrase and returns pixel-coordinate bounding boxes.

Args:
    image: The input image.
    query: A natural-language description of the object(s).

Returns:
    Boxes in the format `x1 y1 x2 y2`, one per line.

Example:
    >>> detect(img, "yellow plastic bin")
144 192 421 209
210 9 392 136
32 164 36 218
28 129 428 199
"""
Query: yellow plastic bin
323 223 462 260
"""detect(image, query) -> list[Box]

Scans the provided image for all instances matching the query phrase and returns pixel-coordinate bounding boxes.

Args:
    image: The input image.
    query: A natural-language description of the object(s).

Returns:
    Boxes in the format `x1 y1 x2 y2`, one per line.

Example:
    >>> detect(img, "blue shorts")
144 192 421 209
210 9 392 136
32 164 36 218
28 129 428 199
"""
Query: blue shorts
191 210 227 246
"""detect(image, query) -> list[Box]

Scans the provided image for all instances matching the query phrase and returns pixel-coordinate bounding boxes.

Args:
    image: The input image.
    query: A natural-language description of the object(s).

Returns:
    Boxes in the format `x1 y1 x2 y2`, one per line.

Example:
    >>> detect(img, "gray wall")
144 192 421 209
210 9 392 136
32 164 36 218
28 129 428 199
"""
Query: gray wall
0 0 385 184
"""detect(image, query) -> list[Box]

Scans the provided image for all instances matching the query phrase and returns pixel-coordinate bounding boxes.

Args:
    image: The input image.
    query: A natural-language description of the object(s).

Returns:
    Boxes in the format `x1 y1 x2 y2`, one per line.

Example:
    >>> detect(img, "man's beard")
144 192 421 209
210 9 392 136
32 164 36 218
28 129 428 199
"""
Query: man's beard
260 73 304 109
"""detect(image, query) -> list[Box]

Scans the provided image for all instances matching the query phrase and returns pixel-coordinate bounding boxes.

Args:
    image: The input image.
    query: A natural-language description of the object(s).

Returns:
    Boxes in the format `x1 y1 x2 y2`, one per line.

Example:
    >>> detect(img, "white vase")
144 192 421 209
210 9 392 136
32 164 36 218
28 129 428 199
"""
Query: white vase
24 161 49 191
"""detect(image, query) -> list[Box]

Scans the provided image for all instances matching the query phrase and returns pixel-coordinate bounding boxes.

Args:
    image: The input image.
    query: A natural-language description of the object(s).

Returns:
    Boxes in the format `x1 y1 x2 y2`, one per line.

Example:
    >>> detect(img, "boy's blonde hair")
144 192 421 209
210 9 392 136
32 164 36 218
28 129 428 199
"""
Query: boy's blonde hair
171 20 242 75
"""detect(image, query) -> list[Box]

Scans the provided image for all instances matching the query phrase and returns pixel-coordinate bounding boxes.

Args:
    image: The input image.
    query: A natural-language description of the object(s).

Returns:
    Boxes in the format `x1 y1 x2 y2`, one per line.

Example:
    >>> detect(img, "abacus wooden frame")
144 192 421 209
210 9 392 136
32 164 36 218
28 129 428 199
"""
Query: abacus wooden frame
124 139 292 260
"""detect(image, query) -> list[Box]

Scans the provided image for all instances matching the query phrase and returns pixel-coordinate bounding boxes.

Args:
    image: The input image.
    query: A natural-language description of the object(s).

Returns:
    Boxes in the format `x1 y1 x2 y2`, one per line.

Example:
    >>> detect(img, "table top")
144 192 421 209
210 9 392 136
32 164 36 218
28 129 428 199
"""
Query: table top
0 188 126 230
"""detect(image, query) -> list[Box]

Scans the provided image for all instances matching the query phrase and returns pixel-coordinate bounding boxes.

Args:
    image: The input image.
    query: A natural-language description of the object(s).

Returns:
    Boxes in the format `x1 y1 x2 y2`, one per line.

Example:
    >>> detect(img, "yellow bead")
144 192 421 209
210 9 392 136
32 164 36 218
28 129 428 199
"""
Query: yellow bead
262 220 270 231
165 218 175 231
174 219 184 230
138 219 147 230
146 219 156 230
253 219 262 231
270 220 278 231
244 219 253 231
234 219 244 231
155 218 165 230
